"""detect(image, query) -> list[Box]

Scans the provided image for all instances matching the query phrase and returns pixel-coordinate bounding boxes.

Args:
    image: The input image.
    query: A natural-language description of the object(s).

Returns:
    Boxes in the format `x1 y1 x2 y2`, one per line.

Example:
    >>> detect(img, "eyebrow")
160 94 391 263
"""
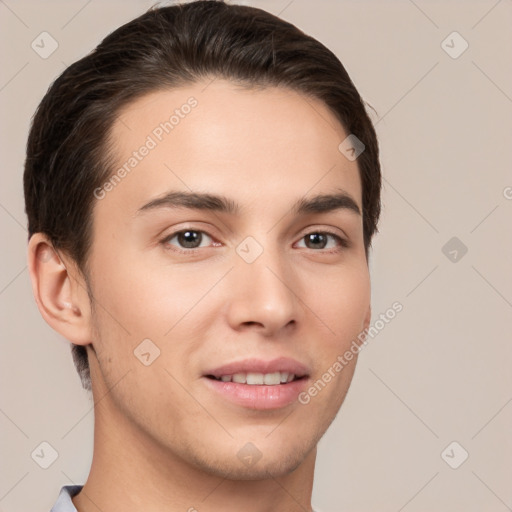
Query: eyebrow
136 189 361 217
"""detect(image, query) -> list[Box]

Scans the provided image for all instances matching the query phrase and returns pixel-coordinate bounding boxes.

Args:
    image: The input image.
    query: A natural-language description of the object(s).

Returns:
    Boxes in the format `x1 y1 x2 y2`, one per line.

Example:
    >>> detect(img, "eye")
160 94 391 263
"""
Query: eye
296 231 349 251
160 228 349 254
162 229 216 251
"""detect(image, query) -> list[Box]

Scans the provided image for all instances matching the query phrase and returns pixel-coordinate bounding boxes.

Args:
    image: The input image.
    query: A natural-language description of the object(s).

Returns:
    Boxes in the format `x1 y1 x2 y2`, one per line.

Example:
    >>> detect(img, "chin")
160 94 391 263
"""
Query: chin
196 451 309 481
183 430 319 481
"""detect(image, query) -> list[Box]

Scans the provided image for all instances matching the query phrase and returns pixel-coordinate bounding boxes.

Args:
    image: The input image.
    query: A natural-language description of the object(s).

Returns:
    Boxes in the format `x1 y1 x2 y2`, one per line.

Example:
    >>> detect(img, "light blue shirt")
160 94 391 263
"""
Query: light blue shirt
50 485 83 512
49 483 318 511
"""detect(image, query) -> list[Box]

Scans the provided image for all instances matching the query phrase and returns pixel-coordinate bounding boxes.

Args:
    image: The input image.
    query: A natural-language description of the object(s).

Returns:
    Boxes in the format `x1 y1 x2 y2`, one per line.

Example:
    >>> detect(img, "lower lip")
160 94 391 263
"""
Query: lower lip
202 377 309 410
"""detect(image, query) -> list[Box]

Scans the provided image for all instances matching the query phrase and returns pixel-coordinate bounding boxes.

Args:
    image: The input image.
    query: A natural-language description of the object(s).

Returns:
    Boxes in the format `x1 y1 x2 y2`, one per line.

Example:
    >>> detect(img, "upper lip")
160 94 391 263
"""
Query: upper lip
204 357 309 378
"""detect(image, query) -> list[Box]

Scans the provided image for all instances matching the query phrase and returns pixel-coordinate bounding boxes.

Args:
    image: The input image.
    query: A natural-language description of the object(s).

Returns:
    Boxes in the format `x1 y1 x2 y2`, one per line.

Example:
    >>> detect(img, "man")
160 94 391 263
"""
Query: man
24 1 381 511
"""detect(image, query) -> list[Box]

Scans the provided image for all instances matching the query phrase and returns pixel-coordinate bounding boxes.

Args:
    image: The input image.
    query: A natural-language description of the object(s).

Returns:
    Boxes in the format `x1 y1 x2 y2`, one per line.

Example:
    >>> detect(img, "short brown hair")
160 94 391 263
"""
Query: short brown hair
24 0 382 392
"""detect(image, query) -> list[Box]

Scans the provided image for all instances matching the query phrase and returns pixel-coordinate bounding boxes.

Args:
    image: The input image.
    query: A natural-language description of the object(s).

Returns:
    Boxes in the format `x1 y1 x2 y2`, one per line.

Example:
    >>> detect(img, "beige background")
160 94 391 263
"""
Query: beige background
1 1 511 511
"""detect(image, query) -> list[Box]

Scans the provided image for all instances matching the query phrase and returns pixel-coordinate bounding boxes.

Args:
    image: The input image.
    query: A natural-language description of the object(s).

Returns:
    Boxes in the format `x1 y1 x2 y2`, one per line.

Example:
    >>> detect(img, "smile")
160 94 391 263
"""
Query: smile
202 357 310 409
207 371 302 385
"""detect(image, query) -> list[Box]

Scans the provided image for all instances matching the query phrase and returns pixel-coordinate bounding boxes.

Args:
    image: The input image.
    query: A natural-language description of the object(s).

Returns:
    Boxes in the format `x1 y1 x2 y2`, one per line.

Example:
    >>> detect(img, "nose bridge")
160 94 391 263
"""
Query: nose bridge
227 235 299 332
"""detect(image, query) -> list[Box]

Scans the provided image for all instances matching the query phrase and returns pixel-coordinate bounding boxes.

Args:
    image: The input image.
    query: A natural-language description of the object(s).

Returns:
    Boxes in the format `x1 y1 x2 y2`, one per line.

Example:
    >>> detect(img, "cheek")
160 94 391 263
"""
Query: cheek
311 264 369 406
87 246 224 394
311 262 370 348
89 244 217 339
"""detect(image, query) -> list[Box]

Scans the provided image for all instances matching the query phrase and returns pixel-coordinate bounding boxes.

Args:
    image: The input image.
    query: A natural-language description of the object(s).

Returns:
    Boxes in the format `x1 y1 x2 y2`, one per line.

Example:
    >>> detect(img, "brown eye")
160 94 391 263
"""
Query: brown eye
304 233 328 249
296 231 349 251
162 230 214 250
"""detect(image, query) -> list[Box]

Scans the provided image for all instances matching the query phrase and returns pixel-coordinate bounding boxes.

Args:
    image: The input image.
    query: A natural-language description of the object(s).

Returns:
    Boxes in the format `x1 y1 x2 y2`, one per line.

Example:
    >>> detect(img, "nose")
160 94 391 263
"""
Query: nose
225 243 300 337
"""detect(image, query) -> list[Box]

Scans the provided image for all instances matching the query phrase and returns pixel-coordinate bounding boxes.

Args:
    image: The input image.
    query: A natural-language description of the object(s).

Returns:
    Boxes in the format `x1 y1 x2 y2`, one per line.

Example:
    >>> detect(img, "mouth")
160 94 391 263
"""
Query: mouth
202 358 310 410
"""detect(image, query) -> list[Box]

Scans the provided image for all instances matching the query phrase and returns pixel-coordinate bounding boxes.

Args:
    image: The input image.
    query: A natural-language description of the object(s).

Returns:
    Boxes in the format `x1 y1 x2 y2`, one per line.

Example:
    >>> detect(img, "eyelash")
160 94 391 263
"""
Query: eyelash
160 228 350 255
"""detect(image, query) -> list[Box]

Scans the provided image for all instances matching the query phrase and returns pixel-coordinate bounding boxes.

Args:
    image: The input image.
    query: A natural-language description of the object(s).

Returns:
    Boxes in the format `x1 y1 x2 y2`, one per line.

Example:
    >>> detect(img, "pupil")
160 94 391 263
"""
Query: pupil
306 233 326 249
179 230 201 248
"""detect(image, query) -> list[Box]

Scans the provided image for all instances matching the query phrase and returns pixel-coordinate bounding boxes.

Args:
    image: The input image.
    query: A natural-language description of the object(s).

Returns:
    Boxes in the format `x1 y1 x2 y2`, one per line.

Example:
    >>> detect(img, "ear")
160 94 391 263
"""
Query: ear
27 233 92 346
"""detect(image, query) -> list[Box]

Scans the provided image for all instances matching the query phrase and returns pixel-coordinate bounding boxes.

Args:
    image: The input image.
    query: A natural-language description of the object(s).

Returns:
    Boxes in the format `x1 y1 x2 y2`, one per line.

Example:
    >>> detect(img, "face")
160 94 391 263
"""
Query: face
85 79 371 479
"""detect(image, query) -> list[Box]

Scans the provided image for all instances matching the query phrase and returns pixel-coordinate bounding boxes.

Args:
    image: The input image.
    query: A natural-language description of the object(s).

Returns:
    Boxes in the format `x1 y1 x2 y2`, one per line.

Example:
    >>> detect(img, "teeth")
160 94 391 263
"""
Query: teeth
247 372 264 385
215 372 296 385
263 372 281 385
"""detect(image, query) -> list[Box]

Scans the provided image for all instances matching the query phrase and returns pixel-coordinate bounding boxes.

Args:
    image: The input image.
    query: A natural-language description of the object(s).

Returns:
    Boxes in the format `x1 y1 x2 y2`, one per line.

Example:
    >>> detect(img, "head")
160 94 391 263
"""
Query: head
25 0 381 479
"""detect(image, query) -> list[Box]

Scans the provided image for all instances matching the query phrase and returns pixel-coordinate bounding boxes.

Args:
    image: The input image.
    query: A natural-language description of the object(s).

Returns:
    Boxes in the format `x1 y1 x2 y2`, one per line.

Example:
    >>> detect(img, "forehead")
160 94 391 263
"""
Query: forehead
102 79 362 218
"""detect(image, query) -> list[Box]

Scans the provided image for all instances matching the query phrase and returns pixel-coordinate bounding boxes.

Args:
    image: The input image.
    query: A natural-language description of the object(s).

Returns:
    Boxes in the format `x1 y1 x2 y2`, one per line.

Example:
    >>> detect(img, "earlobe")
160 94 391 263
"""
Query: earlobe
27 233 92 346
